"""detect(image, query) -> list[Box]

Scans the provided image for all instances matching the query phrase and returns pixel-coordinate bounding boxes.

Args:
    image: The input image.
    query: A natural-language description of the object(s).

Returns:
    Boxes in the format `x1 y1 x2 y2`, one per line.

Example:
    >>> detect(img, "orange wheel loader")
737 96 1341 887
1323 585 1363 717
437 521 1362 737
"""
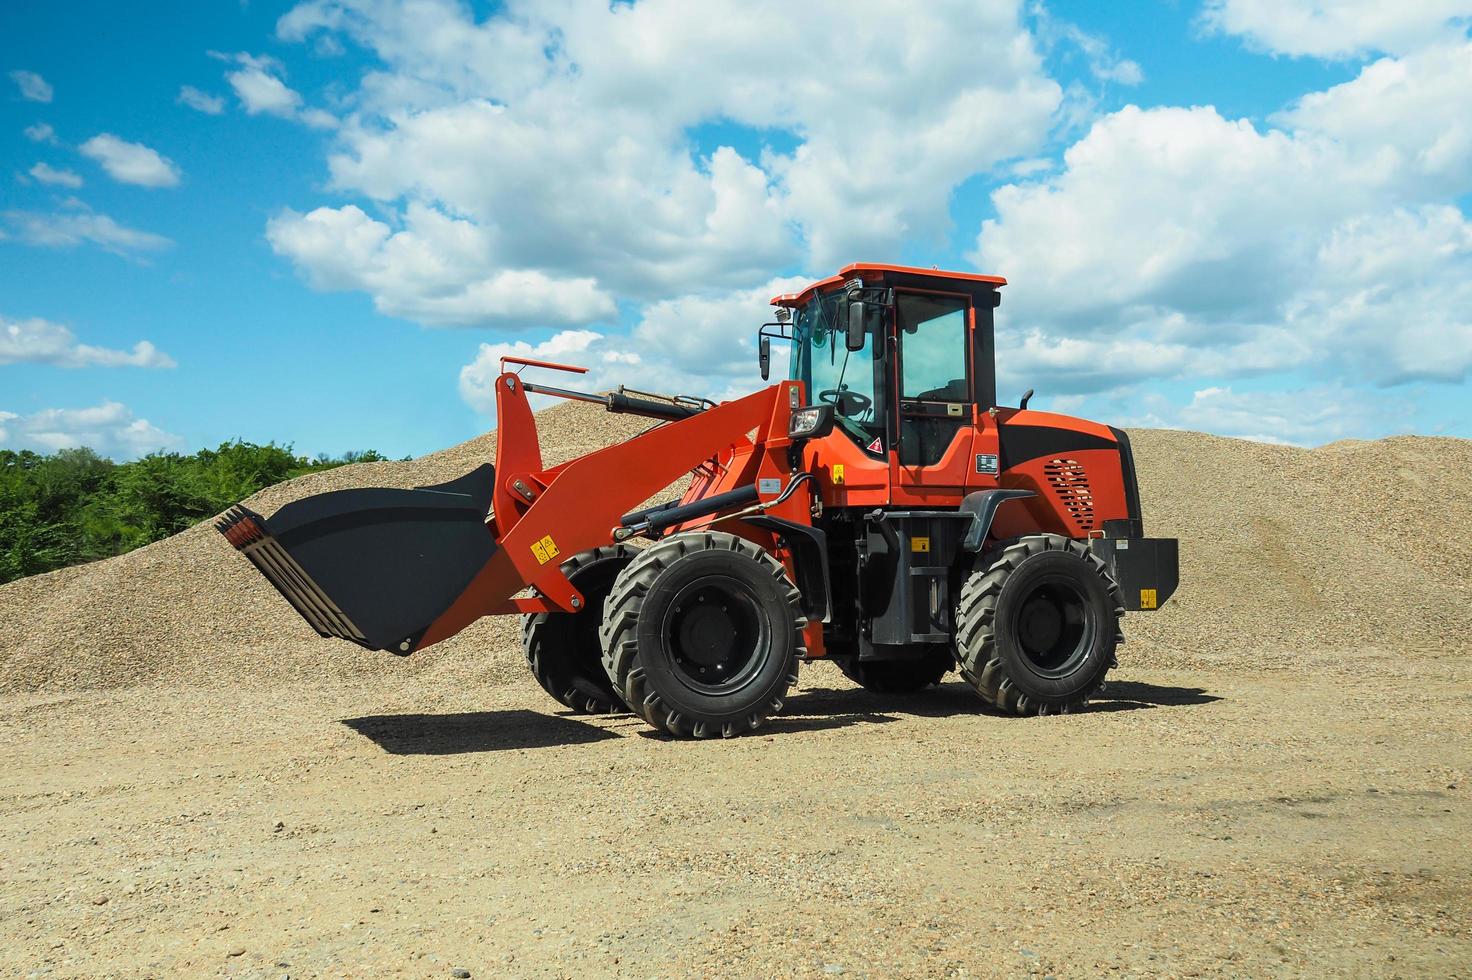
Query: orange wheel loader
218 264 1179 737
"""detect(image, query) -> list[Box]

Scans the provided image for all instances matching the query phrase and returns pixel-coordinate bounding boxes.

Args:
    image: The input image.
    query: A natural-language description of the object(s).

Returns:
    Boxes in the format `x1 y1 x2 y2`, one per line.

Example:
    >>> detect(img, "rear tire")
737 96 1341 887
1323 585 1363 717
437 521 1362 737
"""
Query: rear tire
835 648 952 693
955 534 1123 716
521 545 635 714
600 531 804 738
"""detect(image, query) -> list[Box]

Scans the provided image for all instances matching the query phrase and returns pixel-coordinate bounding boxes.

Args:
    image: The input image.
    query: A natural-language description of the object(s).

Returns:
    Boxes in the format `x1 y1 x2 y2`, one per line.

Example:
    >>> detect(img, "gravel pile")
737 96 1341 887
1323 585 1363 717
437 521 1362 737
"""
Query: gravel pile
1 408 1468 694
0 403 651 694
1125 429 1472 666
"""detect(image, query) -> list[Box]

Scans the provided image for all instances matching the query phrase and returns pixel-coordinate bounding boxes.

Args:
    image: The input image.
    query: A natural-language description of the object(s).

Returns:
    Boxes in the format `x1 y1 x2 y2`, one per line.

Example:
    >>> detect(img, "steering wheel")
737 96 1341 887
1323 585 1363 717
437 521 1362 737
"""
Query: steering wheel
819 386 873 416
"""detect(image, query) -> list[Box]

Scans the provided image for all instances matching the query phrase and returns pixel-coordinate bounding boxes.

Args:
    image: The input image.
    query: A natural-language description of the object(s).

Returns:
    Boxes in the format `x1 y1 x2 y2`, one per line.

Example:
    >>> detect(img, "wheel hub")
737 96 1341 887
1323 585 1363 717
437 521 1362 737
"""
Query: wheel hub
664 578 763 690
1013 577 1091 676
676 602 737 666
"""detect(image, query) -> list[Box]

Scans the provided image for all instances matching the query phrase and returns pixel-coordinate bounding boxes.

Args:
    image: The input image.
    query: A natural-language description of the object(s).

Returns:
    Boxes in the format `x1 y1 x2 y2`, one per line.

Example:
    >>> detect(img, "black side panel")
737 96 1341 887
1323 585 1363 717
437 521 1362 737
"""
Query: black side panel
998 425 1116 470
971 288 997 412
1088 538 1179 611
862 511 970 649
1107 426 1144 534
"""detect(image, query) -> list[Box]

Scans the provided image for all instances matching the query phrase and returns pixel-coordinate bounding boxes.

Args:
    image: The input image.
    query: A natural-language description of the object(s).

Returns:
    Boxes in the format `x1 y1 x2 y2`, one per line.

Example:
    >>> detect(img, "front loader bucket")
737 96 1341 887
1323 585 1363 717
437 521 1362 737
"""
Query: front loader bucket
216 464 499 654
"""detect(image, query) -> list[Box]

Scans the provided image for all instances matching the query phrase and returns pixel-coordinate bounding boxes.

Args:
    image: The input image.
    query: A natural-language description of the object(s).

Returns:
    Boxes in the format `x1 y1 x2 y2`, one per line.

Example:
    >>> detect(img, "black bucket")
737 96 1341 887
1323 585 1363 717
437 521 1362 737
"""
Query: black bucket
217 464 499 654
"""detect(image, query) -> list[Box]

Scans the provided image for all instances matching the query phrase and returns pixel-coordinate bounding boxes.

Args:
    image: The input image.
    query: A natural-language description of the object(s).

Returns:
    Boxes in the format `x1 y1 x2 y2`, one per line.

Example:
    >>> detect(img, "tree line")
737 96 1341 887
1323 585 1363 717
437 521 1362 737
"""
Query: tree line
0 442 392 585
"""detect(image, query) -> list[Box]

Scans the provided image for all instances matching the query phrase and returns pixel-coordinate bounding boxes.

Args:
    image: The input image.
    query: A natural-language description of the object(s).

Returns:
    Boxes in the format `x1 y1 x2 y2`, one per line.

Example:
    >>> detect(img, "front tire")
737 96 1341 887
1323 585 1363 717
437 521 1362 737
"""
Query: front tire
955 534 1123 715
521 545 636 714
600 531 804 738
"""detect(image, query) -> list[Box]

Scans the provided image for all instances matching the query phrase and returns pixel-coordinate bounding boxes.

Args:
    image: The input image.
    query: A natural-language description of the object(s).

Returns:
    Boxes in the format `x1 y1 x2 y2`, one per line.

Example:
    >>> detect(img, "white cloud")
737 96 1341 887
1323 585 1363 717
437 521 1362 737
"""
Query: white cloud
1200 0 1472 58
23 122 57 144
79 133 182 188
177 85 225 114
460 330 642 417
266 203 616 327
1133 385 1415 447
27 162 82 188
227 56 301 116
215 51 335 127
459 276 809 418
9 69 53 103
0 315 175 369
3 209 172 255
624 276 808 383
299 107 338 129
1031 2 1144 85
0 401 183 459
1274 41 1472 195
270 0 1060 305
973 41 1472 396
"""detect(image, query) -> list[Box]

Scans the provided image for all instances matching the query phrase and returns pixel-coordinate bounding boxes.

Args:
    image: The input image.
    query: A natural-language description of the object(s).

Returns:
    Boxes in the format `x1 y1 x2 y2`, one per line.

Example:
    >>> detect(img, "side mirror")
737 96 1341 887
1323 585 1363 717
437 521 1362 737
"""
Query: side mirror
846 300 866 351
759 335 771 381
1019 388 1034 410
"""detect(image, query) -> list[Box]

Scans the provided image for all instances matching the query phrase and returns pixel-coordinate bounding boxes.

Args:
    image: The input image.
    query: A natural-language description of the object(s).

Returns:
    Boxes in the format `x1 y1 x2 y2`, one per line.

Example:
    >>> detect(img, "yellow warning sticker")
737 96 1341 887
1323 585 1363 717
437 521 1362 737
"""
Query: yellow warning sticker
1140 588 1158 610
911 536 930 553
531 534 561 565
832 464 845 485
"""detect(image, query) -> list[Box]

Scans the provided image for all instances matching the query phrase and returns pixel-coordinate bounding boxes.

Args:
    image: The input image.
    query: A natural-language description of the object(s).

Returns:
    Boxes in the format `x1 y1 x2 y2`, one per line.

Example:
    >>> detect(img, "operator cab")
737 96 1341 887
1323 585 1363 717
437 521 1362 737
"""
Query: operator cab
761 263 1005 468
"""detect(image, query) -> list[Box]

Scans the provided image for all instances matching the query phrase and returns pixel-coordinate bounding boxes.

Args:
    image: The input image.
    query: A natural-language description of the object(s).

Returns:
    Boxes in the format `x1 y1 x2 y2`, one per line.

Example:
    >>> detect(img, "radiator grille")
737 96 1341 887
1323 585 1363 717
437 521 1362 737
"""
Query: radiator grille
1044 458 1095 530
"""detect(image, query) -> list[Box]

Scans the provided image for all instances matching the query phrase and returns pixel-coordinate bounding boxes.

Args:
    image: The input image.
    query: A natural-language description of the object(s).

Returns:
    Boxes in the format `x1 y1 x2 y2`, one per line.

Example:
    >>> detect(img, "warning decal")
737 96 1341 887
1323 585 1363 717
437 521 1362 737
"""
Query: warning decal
866 436 883 454
531 534 561 565
1140 588 1158 610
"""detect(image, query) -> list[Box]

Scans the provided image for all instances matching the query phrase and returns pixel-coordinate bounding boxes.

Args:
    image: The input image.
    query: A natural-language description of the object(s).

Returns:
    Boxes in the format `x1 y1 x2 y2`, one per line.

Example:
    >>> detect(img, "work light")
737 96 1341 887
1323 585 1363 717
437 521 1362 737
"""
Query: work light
788 404 834 439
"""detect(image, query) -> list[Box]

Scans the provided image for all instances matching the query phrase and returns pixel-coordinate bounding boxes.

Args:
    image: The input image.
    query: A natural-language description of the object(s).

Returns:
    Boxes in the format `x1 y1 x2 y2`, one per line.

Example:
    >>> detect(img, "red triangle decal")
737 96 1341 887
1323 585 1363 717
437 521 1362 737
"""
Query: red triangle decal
867 437 883 454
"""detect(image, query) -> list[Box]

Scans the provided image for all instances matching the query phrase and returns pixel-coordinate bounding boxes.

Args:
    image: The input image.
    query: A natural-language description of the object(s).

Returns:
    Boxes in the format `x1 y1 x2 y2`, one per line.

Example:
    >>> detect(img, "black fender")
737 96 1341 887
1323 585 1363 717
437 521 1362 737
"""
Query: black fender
744 515 831 624
959 488 1036 552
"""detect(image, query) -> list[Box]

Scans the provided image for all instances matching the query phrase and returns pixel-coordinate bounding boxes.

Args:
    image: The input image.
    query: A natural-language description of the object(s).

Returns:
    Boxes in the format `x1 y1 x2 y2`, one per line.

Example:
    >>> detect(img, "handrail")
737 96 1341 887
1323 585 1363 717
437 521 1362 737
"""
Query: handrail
500 355 589 375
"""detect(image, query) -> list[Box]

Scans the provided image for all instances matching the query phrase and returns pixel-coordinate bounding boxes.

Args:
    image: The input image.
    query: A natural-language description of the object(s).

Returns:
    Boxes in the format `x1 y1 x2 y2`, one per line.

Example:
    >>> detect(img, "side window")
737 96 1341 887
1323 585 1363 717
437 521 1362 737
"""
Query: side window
897 295 968 401
797 297 883 451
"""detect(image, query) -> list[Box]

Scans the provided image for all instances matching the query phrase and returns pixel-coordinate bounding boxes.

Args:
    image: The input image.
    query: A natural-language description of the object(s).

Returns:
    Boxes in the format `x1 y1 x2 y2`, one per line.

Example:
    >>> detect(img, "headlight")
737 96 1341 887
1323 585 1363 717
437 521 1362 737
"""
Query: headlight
788 404 833 439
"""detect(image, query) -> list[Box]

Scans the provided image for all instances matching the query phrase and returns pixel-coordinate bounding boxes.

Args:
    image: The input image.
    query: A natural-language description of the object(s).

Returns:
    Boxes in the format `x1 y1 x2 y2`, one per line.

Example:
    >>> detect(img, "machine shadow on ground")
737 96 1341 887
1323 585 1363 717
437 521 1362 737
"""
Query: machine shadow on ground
1088 679 1223 712
783 679 1222 722
341 682 1223 753
341 708 620 754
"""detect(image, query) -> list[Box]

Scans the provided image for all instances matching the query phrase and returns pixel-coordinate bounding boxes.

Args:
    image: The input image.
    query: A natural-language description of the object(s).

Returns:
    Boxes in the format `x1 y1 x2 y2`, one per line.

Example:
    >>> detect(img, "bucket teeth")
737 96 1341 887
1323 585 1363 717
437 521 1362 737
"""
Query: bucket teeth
215 505 369 646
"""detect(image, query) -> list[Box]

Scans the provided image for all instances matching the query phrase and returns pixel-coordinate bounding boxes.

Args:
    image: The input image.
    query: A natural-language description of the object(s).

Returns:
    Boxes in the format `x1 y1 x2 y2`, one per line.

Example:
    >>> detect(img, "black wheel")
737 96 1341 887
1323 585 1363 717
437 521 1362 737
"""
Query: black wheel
600 531 804 738
521 545 636 713
835 648 952 693
954 534 1124 716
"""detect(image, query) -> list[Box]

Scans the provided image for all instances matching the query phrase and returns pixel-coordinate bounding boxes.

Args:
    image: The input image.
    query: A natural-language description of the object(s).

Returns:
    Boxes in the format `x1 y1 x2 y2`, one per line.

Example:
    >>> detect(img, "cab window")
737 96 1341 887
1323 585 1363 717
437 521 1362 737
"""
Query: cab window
896 293 969 467
792 293 883 450
898 294 968 401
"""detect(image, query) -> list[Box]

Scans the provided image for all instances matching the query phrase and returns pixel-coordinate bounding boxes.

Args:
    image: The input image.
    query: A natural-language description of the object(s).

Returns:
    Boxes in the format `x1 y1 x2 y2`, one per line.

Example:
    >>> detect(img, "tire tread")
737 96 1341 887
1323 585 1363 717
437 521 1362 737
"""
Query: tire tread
599 531 804 738
954 534 1124 716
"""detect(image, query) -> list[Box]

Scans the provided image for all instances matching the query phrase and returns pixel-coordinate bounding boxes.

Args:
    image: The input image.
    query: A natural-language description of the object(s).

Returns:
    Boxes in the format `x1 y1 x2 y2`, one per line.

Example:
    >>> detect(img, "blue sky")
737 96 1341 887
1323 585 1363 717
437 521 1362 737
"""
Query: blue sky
3 0 1470 458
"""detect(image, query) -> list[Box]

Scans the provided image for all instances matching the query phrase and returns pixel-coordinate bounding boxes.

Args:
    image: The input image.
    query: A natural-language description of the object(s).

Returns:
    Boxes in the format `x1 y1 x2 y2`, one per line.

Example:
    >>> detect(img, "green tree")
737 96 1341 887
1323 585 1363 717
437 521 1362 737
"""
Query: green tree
0 441 387 585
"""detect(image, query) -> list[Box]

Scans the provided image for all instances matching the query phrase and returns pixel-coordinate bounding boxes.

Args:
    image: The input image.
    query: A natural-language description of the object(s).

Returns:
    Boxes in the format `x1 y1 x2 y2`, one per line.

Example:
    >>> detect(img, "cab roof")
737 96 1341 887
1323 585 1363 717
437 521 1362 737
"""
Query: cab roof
770 263 1007 307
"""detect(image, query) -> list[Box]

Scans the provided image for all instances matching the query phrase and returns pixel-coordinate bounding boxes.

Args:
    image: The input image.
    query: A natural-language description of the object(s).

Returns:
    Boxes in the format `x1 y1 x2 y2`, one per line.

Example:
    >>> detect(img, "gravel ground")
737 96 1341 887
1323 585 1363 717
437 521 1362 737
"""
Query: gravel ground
1 407 1469 975
0 659 1467 977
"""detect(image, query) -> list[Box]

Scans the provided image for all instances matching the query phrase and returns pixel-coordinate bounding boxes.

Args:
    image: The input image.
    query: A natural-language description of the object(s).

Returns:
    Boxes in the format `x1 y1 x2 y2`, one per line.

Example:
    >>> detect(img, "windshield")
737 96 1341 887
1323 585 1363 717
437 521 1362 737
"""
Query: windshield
787 292 882 446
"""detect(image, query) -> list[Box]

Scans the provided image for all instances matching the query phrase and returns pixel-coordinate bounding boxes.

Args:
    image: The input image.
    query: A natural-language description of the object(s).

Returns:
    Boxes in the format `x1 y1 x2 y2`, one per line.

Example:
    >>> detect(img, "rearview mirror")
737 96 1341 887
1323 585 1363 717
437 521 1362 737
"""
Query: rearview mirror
846 300 866 351
759 335 771 381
